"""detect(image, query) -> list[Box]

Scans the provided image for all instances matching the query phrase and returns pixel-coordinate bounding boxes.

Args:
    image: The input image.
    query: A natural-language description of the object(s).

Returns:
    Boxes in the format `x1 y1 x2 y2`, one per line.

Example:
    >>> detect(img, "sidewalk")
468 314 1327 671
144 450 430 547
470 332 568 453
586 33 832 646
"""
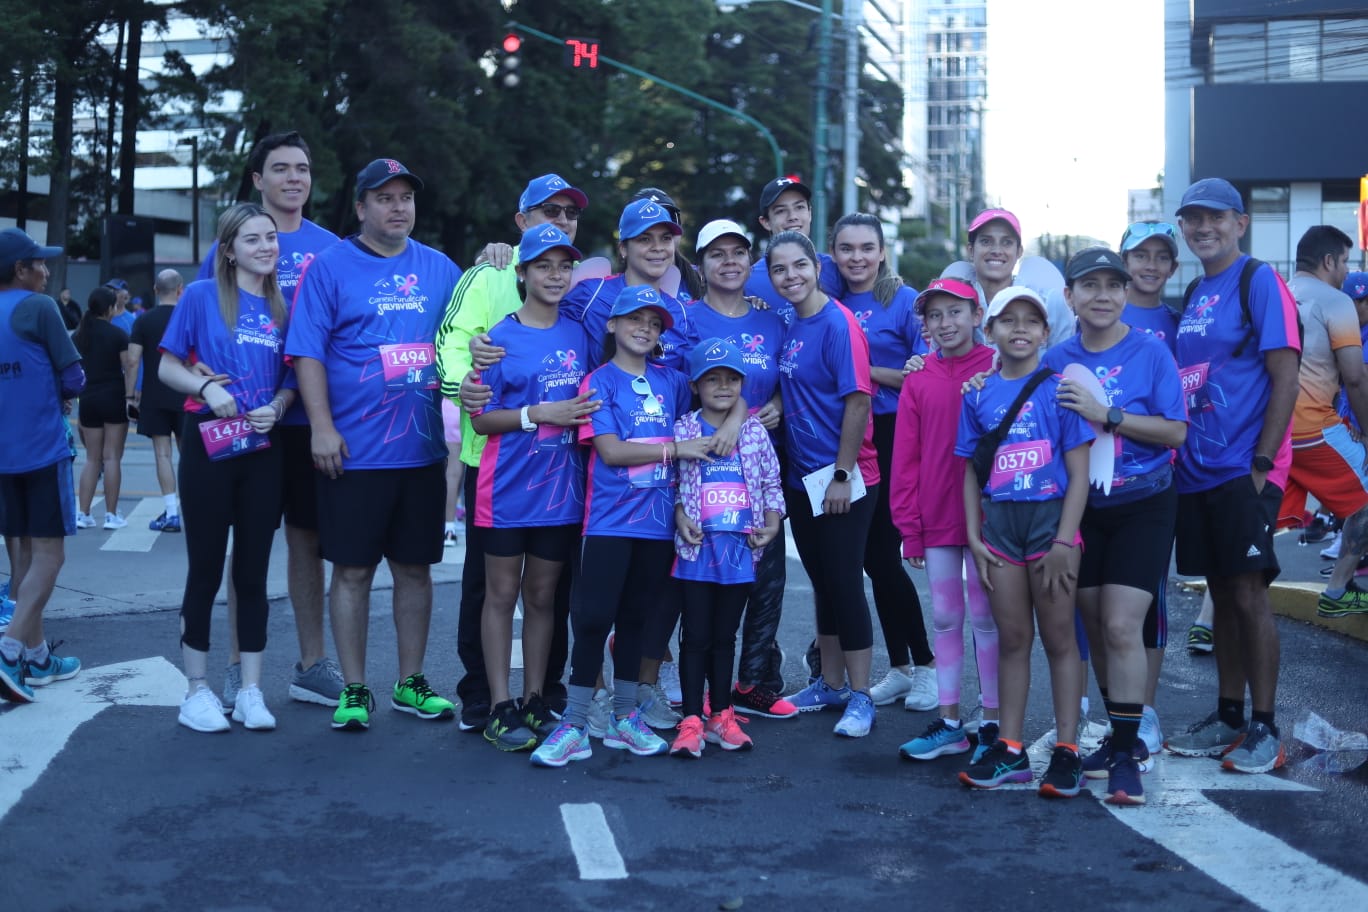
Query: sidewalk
1177 525 1368 644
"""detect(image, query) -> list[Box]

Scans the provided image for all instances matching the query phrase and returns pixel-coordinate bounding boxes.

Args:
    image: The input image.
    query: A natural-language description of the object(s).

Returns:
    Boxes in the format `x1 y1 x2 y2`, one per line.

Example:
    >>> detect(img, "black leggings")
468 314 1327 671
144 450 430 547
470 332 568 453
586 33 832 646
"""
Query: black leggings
178 414 283 653
569 536 674 689
738 521 786 690
868 412 933 667
679 579 749 717
786 482 877 651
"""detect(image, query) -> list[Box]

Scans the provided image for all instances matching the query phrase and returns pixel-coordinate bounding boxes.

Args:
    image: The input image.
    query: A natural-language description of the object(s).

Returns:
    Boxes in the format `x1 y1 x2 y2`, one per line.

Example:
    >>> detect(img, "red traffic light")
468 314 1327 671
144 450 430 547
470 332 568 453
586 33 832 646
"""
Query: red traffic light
502 33 522 54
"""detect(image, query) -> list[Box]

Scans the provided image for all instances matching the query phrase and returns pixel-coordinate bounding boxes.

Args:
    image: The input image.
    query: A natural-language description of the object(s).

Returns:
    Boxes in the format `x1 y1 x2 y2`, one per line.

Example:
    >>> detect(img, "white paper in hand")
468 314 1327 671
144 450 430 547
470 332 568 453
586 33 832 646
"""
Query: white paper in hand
801 464 868 517
1062 362 1114 495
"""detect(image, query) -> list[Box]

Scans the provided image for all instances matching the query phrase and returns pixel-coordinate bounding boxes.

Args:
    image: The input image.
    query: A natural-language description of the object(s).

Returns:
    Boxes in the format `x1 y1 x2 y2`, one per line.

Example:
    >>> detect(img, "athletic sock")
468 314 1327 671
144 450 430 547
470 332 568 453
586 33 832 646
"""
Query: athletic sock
1108 701 1144 754
1251 709 1278 738
564 684 594 729
1218 697 1246 731
1001 738 1023 755
164 493 180 518
0 635 22 663
444 522 457 535
23 640 50 665
1324 586 1346 598
613 678 639 719
942 717 963 729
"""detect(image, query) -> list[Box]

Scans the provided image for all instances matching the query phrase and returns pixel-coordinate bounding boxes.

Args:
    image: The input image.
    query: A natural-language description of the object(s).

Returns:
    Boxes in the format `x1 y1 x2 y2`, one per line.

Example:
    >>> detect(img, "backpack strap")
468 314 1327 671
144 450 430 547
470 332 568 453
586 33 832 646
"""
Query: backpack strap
1232 257 1266 358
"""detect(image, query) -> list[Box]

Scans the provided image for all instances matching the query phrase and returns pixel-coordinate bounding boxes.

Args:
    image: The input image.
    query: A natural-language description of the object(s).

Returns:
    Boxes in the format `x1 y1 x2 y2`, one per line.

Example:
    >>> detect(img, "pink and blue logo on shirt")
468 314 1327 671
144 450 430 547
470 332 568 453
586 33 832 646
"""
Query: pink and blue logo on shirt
778 339 804 377
741 333 765 353
852 309 873 330
1095 364 1123 390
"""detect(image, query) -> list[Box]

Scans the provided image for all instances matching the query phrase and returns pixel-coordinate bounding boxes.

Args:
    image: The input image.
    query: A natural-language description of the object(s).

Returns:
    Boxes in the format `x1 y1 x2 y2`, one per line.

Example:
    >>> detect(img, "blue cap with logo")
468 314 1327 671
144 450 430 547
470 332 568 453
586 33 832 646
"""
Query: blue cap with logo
0 228 62 271
618 199 683 241
688 337 747 382
355 158 424 200
609 284 675 330
1177 177 1244 215
1344 272 1368 302
519 173 589 212
517 224 582 263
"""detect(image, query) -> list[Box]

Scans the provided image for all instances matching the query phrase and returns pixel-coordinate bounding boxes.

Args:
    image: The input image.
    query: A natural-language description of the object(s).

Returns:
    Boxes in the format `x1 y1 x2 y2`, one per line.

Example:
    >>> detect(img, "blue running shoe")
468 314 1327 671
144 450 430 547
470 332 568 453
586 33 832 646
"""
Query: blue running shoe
0 601 13 634
959 740 1032 789
149 512 182 532
603 709 668 756
833 690 876 737
24 643 80 687
971 721 1000 763
900 718 971 760
532 722 592 767
1104 750 1146 806
0 651 34 704
785 676 851 713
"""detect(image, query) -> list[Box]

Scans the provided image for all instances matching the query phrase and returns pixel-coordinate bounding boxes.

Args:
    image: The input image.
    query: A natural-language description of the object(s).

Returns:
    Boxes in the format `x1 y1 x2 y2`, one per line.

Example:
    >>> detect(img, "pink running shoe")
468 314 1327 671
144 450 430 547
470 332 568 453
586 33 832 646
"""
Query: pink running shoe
704 706 753 751
670 715 706 758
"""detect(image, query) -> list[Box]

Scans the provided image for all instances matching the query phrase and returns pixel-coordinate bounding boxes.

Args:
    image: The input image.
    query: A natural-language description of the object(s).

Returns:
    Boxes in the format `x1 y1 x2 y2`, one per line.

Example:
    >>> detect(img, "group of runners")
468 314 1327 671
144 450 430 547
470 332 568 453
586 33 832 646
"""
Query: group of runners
4 130 1366 808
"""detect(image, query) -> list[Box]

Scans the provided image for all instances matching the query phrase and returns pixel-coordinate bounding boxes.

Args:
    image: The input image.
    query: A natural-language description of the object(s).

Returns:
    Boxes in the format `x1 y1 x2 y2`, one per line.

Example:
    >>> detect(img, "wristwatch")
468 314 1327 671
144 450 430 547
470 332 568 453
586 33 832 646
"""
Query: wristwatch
519 405 537 432
1103 407 1125 434
832 467 851 483
1252 454 1274 472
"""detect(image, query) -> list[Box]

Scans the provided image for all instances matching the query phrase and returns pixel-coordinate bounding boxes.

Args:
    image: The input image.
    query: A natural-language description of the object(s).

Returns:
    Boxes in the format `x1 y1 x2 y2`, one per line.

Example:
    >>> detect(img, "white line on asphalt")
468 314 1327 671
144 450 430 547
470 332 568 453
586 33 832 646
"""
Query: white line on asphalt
559 803 628 880
100 497 165 552
0 657 185 821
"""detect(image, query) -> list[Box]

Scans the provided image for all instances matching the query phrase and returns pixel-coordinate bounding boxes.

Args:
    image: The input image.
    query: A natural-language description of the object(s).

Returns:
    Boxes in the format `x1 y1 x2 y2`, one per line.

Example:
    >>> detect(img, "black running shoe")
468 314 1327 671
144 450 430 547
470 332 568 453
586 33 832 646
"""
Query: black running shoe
484 700 538 752
1039 745 1083 798
521 693 559 739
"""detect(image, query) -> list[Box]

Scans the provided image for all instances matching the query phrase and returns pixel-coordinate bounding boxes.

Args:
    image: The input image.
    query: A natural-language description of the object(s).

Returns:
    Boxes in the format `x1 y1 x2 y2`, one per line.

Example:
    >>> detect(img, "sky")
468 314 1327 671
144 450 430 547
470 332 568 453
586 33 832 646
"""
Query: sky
983 0 1165 244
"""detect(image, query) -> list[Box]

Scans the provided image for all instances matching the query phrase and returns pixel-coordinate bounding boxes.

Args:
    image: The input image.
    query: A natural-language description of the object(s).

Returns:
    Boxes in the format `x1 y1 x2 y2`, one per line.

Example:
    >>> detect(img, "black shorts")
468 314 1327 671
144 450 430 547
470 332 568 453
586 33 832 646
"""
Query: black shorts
482 523 579 562
0 458 76 538
137 404 183 439
1079 484 1177 598
79 389 129 428
280 425 319 531
1175 475 1282 583
316 461 445 566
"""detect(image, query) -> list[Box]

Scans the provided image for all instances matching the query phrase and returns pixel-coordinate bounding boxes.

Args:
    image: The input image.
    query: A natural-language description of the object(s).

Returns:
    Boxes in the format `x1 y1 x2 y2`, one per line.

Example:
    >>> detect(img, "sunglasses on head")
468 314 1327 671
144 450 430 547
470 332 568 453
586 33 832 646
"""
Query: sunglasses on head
531 203 582 221
1122 221 1177 248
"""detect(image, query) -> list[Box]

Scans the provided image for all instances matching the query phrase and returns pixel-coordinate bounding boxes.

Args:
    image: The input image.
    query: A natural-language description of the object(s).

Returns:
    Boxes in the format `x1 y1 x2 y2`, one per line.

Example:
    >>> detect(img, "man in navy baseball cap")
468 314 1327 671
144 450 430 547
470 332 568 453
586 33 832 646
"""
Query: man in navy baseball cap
354 158 424 200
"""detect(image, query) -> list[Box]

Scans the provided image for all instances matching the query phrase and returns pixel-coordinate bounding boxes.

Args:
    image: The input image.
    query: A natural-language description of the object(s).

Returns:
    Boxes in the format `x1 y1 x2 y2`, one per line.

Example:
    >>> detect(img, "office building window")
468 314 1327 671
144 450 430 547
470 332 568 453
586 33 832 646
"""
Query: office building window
1323 19 1368 81
1267 21 1319 81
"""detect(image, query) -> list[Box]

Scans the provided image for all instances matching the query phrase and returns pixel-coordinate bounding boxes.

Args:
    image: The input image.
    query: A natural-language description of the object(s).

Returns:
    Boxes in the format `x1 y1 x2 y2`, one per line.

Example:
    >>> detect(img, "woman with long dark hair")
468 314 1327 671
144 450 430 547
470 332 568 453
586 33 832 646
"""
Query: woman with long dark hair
73 285 133 530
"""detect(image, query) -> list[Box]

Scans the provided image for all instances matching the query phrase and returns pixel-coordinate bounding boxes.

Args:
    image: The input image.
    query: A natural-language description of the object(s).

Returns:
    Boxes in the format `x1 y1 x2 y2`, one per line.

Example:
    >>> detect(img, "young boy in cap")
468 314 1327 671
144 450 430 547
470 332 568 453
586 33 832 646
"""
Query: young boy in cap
744 177 843 322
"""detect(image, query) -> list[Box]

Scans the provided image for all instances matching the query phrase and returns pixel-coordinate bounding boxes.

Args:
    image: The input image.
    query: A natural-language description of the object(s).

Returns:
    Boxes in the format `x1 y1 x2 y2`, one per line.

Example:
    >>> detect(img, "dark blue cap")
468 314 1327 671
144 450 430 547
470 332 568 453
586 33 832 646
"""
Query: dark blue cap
688 337 747 382
1178 177 1244 215
609 284 674 330
355 158 424 200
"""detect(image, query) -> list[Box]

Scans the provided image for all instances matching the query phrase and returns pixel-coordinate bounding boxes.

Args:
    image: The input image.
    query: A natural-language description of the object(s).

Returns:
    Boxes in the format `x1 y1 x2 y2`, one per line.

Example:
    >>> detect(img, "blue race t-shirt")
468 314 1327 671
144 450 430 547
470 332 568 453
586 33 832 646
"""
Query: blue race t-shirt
1044 329 1186 507
1122 302 1179 357
955 370 1095 502
285 237 463 470
560 274 689 372
160 280 290 415
473 315 592 529
842 286 928 415
744 254 844 327
679 301 786 413
672 419 755 585
777 299 880 489
578 360 691 539
1175 256 1300 493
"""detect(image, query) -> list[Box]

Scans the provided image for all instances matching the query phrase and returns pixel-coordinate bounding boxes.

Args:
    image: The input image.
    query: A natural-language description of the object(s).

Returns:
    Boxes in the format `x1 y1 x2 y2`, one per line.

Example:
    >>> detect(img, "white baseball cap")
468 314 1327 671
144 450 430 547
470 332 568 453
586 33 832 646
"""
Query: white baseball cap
984 285 1049 325
695 219 751 255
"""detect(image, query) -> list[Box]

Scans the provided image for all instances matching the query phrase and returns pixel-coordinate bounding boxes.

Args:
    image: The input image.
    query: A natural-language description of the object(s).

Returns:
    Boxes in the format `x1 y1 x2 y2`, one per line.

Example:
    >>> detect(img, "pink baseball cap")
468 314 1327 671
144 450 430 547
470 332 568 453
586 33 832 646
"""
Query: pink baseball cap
914 277 979 315
967 208 1021 242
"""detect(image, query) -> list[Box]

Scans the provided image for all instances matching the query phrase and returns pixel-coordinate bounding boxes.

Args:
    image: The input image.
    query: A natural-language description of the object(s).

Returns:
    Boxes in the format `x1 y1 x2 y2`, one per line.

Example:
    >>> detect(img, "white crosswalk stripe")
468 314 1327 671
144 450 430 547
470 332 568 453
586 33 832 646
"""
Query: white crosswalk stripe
100 497 167 553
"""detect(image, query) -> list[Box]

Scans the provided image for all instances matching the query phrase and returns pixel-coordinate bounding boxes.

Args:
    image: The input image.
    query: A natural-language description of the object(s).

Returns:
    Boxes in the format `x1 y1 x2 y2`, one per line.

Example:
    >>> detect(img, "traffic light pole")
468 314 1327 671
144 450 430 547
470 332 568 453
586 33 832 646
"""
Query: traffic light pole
507 21 784 179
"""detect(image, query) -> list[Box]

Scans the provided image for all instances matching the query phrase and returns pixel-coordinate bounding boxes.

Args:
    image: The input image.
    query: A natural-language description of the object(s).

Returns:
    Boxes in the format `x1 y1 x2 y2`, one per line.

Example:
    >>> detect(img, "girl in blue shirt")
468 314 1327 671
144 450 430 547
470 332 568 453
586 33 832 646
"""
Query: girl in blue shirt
830 213 936 711
955 286 1093 796
532 286 715 767
469 226 599 753
158 203 295 734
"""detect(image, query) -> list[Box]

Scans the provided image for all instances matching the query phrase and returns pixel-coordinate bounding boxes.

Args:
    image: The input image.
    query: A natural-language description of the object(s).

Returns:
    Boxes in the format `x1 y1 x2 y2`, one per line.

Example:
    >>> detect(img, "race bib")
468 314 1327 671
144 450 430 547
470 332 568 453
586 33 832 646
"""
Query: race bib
380 343 438 390
198 415 271 462
700 481 752 532
535 422 573 452
1180 362 1211 413
989 439 1053 490
627 436 673 489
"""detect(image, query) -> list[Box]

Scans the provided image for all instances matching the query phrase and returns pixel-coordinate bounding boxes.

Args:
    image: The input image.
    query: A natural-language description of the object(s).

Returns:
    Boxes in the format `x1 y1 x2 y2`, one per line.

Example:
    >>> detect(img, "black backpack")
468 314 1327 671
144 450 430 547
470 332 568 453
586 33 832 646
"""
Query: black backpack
1181 258 1303 360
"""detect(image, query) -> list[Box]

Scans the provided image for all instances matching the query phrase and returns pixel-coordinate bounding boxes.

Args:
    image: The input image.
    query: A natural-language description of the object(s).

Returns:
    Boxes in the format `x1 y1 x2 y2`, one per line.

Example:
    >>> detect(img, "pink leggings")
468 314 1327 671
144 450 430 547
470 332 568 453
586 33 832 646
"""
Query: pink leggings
925 546 999 710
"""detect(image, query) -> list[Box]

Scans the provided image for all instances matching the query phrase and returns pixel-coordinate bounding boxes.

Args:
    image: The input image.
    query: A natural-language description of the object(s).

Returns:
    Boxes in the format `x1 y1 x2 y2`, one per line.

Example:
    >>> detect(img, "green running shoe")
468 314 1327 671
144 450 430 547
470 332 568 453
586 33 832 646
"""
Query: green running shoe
332 683 374 731
392 673 455 720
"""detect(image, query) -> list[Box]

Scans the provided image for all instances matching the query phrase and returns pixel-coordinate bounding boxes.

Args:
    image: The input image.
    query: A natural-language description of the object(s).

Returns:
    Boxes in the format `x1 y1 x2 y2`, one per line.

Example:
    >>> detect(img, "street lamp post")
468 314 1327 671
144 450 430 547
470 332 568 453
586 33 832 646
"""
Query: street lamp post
178 136 199 264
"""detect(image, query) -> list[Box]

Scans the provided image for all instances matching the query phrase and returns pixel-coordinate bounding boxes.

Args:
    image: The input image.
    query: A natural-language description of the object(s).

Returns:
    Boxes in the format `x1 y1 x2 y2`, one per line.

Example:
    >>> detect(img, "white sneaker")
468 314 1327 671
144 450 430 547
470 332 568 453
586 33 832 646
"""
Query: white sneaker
75 512 97 529
963 698 984 735
1321 536 1342 560
636 682 683 730
868 667 913 706
231 685 277 730
658 660 683 706
902 666 939 712
179 686 230 733
1139 706 1163 756
103 512 127 530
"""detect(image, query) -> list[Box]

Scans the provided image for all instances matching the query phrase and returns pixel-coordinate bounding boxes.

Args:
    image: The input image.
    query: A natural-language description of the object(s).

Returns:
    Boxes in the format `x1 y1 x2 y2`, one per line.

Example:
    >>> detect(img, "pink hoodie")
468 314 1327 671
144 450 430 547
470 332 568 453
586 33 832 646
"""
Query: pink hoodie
890 343 997 558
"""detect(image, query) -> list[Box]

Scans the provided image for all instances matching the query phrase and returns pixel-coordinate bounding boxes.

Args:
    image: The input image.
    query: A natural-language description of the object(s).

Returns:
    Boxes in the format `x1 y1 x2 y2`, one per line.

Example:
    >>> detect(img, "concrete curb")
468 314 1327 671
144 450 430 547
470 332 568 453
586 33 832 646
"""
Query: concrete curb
1179 578 1368 644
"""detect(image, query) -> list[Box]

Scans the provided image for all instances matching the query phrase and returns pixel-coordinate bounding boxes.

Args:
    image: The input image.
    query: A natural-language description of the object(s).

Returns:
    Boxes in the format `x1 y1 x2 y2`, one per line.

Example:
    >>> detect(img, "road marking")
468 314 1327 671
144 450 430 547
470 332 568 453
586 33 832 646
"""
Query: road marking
1101 755 1368 911
559 802 628 880
0 657 184 821
101 497 165 552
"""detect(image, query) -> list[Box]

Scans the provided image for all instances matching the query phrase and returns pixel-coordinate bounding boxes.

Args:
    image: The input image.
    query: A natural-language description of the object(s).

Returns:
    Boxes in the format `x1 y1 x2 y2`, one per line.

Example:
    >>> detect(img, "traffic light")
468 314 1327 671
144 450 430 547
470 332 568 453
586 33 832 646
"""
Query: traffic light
498 32 522 88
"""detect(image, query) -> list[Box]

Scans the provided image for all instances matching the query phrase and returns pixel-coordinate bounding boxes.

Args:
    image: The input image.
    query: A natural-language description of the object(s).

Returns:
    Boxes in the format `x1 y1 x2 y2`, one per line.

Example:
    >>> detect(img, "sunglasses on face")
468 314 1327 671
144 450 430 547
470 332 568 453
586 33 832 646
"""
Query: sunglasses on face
531 203 582 221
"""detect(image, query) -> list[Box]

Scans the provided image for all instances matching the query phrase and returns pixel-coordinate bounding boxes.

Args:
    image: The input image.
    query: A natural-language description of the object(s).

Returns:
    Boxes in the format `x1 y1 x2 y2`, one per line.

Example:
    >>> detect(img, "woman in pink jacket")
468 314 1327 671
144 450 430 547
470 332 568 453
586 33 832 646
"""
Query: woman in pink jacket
889 278 1001 762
